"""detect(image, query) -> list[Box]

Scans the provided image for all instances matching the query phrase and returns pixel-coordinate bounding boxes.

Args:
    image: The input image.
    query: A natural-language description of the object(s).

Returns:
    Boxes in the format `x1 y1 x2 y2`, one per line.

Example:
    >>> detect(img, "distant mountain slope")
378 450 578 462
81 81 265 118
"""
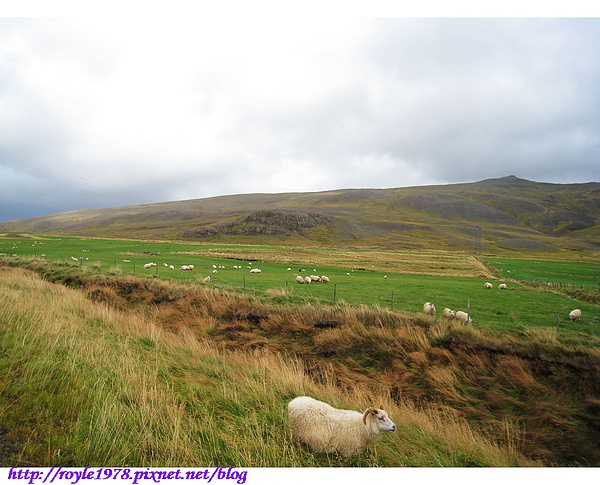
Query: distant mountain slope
1 176 599 253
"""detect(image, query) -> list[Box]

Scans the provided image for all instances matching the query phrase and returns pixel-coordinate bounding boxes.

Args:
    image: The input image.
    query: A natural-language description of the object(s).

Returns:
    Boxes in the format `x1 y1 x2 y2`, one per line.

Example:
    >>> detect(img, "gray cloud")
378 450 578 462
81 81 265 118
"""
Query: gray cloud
1 17 599 221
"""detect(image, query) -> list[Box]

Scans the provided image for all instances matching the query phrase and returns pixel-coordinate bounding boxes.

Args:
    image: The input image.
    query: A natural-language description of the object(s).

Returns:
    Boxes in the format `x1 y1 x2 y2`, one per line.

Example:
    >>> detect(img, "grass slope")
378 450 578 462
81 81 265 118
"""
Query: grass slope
0 267 536 467
2 255 600 466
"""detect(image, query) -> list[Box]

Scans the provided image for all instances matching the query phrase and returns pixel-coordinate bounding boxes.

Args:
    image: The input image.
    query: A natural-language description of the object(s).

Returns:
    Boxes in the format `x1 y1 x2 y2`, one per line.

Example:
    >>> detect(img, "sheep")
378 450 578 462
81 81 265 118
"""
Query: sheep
498 283 507 290
321 275 330 283
287 396 396 459
202 275 211 283
143 262 156 269
304 276 312 284
455 310 472 324
249 268 262 274
484 282 493 289
310 275 321 282
569 309 582 321
442 308 456 320
423 302 436 316
296 275 305 284
180 265 193 271
169 265 175 270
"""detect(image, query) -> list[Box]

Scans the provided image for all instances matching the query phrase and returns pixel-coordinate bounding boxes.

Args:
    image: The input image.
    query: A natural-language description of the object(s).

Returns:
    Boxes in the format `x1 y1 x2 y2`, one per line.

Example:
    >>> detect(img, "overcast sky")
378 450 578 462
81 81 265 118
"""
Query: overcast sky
1 6 600 221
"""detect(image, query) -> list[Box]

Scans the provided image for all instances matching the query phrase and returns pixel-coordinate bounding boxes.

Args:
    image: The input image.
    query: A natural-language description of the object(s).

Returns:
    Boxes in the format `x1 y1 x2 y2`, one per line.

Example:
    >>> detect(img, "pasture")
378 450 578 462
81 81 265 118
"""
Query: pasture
1 235 599 342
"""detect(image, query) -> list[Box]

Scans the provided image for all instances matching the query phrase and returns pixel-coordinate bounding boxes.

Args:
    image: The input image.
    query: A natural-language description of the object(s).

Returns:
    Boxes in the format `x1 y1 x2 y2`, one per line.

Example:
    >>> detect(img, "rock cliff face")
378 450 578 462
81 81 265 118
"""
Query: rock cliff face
180 211 331 238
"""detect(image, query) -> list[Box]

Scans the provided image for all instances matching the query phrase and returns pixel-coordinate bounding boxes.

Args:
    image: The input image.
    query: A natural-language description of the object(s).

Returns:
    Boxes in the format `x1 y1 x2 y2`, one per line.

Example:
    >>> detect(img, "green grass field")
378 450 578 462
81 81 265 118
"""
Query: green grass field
2 234 600 466
2 235 599 341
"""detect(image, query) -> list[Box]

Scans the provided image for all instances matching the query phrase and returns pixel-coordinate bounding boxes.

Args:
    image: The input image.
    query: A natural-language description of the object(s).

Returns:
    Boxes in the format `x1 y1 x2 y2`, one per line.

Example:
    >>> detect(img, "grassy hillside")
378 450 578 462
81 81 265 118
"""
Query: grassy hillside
0 266 538 467
1 176 599 253
2 257 600 466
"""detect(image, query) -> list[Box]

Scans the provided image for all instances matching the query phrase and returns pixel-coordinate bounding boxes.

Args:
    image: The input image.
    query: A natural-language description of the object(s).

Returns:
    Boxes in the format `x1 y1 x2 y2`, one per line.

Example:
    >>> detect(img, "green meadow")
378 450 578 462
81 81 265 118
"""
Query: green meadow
1 234 600 466
2 235 599 339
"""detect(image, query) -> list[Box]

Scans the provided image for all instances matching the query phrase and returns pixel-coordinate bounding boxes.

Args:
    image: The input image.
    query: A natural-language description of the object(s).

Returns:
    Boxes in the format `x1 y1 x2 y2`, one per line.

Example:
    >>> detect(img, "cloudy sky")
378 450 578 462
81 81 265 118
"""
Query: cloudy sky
1 4 600 221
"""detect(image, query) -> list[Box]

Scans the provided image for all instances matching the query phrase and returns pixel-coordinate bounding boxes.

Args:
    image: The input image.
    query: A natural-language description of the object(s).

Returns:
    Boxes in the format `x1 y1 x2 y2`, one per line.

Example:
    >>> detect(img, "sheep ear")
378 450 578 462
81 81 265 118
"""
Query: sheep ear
362 407 378 425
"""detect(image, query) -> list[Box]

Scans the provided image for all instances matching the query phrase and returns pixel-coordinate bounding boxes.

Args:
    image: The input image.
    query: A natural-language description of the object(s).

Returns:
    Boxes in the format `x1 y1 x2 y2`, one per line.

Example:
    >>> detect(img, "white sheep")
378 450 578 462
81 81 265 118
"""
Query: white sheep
143 262 156 269
249 268 262 274
310 275 321 282
180 265 192 271
287 396 396 459
296 275 305 284
498 283 507 290
484 282 493 289
423 302 436 316
202 275 211 283
321 276 330 283
569 309 582 321
304 276 312 284
455 310 472 324
442 308 455 320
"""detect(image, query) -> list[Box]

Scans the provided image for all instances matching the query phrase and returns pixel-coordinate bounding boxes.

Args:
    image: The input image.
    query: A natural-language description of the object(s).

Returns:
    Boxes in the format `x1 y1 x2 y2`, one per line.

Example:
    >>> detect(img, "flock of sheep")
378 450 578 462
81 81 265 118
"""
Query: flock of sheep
423 281 582 324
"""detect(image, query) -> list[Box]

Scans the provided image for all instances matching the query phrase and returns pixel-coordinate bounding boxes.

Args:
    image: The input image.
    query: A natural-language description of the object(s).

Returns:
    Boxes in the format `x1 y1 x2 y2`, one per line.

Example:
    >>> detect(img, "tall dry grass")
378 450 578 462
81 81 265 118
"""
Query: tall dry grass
0 266 535 467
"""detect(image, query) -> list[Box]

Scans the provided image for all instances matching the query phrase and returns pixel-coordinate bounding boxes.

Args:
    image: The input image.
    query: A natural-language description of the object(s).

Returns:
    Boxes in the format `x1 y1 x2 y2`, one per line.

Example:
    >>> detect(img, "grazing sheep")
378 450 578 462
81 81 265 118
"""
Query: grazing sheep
484 282 493 289
321 276 330 283
455 311 472 324
249 268 262 274
383 275 388 280
423 302 436 316
296 275 305 284
287 396 396 459
143 262 156 269
169 265 175 270
569 309 582 321
202 275 211 283
180 265 193 271
442 308 456 320
498 283 507 290
304 276 312 284
310 275 321 282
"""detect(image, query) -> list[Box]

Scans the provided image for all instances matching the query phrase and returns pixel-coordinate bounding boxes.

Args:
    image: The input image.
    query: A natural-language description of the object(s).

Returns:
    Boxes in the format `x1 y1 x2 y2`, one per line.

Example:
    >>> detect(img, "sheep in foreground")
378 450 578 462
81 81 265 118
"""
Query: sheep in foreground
423 302 436 316
484 282 493 289
442 308 455 320
295 275 305 284
321 275 330 283
498 283 507 290
455 310 472 324
287 396 396 459
304 276 312 284
143 262 157 269
569 309 582 321
249 268 262 274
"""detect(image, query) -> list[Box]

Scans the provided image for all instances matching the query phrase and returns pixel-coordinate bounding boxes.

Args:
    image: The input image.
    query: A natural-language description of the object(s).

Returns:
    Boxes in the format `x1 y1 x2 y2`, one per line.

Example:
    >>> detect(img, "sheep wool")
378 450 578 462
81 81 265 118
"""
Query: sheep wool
423 302 436 316
569 309 582 321
287 396 396 459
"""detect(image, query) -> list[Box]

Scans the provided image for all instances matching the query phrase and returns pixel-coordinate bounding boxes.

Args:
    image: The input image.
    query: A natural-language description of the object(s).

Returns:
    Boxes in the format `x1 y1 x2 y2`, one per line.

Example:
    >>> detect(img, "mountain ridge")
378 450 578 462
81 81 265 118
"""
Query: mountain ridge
2 176 599 253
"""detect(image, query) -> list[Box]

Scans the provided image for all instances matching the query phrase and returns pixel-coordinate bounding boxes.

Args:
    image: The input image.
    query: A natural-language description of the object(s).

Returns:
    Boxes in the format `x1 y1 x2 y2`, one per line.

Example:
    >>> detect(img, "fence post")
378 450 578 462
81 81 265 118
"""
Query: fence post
333 283 337 303
467 299 471 324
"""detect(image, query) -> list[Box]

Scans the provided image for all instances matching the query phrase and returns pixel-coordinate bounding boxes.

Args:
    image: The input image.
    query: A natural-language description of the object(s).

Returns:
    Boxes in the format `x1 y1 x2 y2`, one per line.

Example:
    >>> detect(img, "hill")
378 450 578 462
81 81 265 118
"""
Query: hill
1 176 599 253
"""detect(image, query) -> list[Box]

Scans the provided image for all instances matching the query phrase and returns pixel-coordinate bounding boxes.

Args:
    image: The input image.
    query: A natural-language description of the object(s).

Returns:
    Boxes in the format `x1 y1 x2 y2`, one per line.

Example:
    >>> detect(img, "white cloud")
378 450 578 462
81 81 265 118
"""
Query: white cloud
1 16 599 221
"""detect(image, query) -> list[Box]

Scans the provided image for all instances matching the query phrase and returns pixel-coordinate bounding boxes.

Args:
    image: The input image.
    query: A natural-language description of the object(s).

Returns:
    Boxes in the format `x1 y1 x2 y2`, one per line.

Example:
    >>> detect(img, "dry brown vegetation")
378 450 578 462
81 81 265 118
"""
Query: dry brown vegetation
64 271 600 465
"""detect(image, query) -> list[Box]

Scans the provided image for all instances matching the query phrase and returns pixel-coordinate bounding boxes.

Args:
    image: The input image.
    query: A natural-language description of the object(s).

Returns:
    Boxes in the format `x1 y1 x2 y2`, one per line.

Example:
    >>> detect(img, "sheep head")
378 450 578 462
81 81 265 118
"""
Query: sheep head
362 407 396 433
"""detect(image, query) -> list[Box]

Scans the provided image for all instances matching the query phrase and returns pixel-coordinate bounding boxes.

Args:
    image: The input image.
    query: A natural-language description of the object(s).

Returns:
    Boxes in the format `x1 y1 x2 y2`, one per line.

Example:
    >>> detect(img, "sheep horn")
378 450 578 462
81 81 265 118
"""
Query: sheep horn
362 407 378 425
